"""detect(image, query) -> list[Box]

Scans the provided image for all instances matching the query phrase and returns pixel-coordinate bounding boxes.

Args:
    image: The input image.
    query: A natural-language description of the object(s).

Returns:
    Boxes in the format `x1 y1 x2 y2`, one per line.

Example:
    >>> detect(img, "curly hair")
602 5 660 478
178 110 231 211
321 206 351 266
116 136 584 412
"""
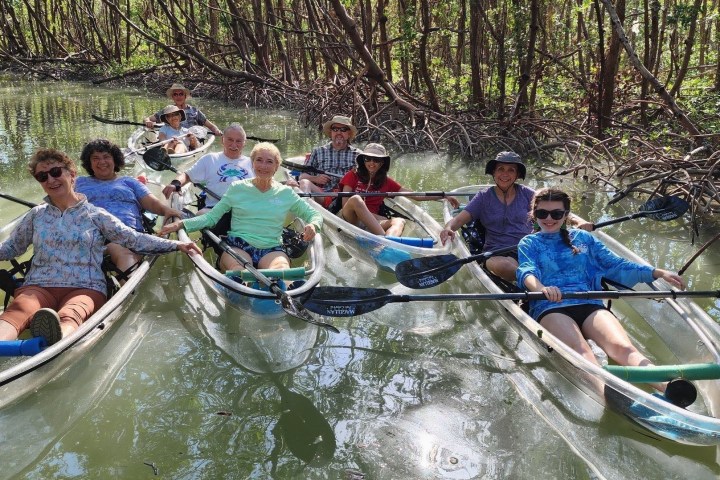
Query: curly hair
28 149 77 176
80 139 124 176
531 187 577 253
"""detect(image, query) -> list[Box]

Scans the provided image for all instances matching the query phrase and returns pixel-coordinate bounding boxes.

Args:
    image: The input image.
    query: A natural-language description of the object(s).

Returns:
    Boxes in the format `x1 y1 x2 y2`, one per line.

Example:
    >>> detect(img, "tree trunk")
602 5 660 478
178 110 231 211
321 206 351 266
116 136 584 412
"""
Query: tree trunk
599 0 625 131
669 0 703 97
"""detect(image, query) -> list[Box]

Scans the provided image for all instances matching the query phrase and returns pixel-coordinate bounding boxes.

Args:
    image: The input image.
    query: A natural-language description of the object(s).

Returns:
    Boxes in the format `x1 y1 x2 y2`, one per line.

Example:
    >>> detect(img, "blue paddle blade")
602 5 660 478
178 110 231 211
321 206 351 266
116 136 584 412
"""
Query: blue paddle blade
640 195 689 221
394 254 463 289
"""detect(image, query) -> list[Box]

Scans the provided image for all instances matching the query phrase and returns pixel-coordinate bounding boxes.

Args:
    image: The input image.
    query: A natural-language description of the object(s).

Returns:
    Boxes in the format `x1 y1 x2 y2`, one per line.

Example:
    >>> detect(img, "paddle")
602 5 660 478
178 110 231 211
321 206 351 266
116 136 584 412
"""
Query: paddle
395 194 690 289
281 160 344 179
0 192 38 209
202 229 339 333
304 287 720 317
93 114 280 142
297 191 473 199
142 147 221 201
92 114 162 127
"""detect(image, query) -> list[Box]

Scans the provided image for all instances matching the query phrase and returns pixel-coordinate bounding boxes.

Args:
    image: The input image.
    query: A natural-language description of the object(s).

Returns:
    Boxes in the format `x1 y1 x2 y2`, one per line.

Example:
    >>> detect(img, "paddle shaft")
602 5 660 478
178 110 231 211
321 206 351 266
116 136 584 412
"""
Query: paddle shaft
306 287 720 316
92 114 162 127
126 131 198 158
0 193 37 209
298 191 473 198
281 161 343 179
593 208 665 229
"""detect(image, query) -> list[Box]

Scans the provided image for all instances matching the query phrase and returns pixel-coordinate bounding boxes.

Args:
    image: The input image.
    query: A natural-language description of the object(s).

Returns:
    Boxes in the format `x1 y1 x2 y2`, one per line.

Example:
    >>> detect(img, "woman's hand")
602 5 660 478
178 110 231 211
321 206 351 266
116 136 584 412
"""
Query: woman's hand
654 269 685 289
439 227 455 246
164 207 183 219
177 241 202 256
446 196 460 209
541 285 563 302
159 221 182 236
302 224 317 241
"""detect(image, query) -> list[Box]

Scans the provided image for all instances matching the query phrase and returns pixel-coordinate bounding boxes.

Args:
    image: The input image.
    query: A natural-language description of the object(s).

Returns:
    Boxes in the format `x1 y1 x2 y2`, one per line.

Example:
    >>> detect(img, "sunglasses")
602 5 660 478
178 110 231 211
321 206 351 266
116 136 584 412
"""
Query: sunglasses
34 166 66 183
534 209 568 220
363 157 385 164
331 127 350 133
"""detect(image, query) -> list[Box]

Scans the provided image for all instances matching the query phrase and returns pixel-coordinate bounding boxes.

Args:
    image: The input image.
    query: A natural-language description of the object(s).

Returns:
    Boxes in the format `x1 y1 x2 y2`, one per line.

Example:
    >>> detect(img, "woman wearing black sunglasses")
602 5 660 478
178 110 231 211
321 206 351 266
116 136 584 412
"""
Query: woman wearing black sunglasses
516 187 692 404
0 149 201 347
337 143 459 237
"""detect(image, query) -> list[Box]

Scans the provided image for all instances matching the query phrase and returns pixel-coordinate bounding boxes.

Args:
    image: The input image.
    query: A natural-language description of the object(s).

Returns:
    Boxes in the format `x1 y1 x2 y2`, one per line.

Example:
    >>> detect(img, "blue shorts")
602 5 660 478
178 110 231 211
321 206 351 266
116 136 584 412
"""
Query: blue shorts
225 236 284 268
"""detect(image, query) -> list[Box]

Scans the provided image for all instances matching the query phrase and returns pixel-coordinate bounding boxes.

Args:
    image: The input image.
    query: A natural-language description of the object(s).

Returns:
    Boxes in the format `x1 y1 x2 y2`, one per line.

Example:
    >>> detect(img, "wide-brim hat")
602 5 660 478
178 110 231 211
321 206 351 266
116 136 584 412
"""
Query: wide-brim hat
356 143 391 171
165 83 192 99
160 104 186 123
485 151 526 179
322 115 357 139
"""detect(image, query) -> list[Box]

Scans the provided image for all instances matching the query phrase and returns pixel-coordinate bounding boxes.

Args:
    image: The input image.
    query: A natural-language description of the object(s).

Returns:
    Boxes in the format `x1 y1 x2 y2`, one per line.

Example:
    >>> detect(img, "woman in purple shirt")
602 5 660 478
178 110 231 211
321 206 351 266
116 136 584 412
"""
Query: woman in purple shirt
440 151 535 282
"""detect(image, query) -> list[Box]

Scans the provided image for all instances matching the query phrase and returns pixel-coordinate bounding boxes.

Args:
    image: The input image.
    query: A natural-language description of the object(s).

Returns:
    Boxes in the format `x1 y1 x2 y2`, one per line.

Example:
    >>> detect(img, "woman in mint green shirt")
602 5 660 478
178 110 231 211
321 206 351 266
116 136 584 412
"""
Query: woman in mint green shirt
162 143 322 273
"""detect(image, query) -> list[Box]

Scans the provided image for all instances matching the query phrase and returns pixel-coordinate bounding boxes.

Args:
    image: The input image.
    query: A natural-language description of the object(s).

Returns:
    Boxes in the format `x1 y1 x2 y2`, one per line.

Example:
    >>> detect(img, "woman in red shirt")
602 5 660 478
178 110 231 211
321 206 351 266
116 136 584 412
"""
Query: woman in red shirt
338 143 458 236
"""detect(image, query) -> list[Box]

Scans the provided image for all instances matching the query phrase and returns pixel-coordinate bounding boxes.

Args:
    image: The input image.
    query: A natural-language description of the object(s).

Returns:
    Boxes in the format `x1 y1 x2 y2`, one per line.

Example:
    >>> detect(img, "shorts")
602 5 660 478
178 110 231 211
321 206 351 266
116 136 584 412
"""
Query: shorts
537 304 607 328
225 235 284 268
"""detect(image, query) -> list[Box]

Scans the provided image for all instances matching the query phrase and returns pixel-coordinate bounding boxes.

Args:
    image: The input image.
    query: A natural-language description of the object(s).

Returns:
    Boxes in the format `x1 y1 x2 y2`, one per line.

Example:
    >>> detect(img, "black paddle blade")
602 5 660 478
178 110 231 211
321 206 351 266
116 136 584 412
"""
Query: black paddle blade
305 286 395 317
394 254 462 289
142 147 176 173
640 195 689 221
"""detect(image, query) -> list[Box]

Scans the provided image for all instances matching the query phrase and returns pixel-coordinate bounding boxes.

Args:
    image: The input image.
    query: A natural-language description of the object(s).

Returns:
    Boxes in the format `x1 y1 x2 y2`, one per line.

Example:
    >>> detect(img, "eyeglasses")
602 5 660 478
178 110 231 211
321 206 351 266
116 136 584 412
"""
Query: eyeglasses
363 157 385 164
172 91 186 97
34 166 66 183
331 126 350 133
534 209 568 220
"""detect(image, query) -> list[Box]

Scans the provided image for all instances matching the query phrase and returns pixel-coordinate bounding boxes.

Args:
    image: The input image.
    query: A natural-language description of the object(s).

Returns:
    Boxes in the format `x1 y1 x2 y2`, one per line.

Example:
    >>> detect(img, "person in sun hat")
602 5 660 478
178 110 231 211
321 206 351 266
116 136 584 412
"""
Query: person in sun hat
298 114 361 207
337 143 459 237
143 82 222 136
440 151 592 283
157 105 199 154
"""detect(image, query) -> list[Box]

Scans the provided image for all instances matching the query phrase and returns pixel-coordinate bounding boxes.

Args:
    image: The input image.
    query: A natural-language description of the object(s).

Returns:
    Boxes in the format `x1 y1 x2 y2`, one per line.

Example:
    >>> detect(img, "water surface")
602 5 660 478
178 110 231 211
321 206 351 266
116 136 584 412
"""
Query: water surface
0 77 719 479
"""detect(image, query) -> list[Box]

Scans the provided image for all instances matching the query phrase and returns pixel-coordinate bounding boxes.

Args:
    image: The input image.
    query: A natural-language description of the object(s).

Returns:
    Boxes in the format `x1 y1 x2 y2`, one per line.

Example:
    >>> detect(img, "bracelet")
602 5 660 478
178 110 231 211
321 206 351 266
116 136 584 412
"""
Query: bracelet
171 180 182 192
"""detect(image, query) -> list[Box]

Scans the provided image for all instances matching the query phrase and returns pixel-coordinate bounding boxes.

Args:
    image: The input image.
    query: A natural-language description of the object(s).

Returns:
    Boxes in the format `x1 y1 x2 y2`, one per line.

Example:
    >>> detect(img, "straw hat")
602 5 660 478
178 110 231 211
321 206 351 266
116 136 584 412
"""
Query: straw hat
165 83 191 99
160 104 186 123
484 151 526 179
322 115 357 139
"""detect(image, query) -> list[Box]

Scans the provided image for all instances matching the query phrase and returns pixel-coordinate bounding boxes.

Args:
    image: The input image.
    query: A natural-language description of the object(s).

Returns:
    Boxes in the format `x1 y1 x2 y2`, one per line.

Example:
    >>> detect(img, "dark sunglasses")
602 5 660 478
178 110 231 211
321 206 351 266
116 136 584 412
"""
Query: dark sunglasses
34 166 66 183
534 209 568 220
331 126 350 133
363 157 385 164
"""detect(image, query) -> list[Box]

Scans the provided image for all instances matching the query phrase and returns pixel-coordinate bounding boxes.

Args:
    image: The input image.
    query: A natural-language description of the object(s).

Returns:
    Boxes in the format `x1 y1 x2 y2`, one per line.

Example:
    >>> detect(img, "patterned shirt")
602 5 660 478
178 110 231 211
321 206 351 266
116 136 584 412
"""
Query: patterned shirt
76 176 150 231
307 143 360 191
183 179 323 249
155 104 208 129
516 229 655 320
0 195 180 294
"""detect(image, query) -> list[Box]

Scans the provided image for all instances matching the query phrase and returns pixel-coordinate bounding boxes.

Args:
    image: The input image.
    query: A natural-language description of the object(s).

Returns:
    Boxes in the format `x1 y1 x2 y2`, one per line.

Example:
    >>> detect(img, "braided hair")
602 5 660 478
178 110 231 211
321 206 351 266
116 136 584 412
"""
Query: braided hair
531 187 578 254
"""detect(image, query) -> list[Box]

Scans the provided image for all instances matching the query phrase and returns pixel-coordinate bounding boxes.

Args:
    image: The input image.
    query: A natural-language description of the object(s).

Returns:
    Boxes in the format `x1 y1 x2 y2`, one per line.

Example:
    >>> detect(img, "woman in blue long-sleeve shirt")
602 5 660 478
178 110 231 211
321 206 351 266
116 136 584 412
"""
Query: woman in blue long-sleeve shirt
516 188 693 403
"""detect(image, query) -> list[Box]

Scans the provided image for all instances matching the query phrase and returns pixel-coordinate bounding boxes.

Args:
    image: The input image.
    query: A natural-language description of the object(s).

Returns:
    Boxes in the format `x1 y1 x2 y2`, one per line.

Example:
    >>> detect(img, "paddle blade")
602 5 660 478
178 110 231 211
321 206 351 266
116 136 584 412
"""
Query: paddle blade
304 287 394 317
394 254 462 289
143 147 175 172
640 195 689 221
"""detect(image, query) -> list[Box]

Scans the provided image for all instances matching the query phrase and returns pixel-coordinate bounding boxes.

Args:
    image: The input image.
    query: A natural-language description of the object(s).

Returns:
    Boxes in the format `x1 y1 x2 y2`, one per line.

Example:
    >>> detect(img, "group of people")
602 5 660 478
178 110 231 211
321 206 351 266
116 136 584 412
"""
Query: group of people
439 150 691 405
0 83 693 406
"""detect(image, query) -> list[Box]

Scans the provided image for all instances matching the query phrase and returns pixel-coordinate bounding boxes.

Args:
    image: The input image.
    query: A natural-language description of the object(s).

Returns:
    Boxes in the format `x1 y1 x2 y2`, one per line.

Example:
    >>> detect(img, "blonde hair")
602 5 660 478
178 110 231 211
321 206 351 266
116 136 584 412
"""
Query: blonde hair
250 142 281 165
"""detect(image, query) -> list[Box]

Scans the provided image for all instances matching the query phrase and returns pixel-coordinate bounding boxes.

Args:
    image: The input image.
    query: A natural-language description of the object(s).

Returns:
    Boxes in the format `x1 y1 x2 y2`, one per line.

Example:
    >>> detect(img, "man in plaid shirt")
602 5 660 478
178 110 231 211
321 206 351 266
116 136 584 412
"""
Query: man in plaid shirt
299 115 360 207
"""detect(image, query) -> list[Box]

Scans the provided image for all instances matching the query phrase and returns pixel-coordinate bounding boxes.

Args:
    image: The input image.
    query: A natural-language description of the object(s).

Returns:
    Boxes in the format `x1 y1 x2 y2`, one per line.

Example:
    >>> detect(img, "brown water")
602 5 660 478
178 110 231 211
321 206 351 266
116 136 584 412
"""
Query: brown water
0 77 719 479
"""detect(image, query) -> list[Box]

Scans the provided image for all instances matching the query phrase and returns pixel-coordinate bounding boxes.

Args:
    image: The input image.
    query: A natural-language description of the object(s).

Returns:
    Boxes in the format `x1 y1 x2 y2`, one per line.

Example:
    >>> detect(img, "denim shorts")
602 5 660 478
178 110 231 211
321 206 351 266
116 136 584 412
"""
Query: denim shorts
225 236 284 268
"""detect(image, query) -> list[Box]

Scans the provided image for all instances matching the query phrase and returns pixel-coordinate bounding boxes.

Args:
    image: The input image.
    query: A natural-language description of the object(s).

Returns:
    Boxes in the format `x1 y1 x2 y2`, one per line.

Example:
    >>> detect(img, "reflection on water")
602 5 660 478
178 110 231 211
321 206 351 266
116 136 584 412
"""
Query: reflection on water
0 77 719 478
